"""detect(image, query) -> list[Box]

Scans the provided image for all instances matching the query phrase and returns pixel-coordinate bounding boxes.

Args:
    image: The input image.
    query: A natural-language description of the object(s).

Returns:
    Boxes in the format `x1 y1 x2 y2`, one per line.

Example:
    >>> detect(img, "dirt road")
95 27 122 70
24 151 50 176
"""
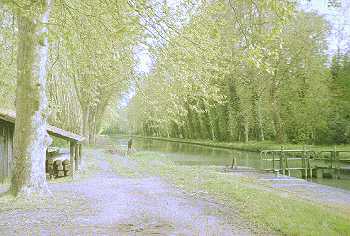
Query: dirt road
0 149 254 235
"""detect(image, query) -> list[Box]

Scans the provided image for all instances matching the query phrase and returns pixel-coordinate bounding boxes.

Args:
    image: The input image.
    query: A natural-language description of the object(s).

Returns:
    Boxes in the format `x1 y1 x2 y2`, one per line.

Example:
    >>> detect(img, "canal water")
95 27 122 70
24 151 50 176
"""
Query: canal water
112 136 350 191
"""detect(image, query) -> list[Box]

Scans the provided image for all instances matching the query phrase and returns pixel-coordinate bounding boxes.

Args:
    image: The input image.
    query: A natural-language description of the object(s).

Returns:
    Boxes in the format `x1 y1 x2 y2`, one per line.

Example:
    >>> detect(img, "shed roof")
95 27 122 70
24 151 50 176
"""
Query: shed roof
0 109 84 143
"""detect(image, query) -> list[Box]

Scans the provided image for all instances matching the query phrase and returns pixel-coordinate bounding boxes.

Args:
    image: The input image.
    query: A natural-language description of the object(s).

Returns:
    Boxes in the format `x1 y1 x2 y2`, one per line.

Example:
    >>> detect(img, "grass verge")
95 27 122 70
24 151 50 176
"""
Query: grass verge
112 150 350 235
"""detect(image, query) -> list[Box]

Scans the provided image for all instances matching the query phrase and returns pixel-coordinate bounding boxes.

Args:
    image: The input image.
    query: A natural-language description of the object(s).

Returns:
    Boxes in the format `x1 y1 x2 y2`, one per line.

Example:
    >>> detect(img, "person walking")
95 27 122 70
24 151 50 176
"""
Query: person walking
127 138 133 154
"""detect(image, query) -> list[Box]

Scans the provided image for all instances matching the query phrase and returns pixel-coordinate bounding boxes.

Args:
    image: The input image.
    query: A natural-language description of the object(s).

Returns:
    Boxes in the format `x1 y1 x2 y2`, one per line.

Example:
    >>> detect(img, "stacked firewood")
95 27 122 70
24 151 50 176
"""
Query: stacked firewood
54 160 65 177
45 159 71 179
46 159 55 179
62 160 71 176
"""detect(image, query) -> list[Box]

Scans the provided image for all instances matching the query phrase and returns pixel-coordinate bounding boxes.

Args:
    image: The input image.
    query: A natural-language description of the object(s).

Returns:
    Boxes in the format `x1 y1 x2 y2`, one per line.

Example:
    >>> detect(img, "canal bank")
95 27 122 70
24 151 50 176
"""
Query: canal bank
105 136 350 235
115 135 350 191
109 136 350 233
130 135 350 152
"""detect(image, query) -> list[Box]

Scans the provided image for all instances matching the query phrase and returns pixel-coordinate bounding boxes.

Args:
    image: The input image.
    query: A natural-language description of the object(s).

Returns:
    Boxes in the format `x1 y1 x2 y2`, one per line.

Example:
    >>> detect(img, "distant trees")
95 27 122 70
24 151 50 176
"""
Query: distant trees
127 0 335 145
327 53 350 143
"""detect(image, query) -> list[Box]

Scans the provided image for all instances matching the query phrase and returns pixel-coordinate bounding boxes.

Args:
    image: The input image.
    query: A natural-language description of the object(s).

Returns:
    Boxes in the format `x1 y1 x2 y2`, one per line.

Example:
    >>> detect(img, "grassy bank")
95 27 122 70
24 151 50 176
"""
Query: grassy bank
107 150 350 235
132 135 350 152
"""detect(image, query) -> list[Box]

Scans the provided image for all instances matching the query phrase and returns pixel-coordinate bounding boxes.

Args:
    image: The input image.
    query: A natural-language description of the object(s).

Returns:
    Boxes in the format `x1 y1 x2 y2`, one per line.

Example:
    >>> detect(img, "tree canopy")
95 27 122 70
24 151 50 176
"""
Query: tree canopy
0 0 350 197
127 0 338 144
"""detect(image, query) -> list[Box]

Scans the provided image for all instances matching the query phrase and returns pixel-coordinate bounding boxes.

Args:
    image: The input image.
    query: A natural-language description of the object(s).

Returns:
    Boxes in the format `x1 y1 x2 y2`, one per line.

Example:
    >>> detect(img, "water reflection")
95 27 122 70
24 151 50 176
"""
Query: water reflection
112 136 350 191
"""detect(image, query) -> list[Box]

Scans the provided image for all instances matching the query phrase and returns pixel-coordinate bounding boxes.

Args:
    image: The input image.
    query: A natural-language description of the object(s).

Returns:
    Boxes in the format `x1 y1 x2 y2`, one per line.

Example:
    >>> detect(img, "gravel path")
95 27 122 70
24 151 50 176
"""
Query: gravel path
224 170 350 216
0 149 254 235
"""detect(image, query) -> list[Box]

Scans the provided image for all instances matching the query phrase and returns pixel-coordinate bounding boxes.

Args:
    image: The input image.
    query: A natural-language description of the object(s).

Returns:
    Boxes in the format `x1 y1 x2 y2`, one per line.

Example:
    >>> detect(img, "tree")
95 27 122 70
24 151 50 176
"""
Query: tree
0 0 141 196
0 0 54 197
127 0 330 145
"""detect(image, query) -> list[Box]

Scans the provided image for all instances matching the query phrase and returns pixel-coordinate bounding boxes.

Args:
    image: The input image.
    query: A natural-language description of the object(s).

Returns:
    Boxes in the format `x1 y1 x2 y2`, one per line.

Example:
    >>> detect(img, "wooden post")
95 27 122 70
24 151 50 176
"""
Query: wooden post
3 126 8 180
329 146 336 169
308 157 312 179
303 145 307 179
285 156 290 176
334 146 340 179
280 146 285 175
78 144 82 167
0 135 4 183
75 143 79 171
231 156 237 169
70 141 75 178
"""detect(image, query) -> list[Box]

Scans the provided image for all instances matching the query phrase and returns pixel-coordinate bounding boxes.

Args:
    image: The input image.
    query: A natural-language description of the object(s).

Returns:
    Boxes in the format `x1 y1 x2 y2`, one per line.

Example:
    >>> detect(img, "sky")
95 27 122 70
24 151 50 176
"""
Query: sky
300 0 350 54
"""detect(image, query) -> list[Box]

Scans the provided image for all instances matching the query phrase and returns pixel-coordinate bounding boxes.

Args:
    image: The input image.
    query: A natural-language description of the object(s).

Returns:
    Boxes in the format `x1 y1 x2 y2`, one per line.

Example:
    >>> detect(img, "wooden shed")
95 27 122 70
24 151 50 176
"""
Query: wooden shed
0 110 84 182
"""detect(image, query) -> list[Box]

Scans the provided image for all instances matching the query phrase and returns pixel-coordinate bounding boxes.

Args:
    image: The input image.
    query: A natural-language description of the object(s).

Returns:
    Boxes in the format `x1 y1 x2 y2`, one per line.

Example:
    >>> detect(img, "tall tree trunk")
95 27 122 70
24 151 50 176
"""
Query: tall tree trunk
10 1 53 197
254 93 265 141
81 106 90 144
272 101 285 143
88 110 97 144
243 116 249 143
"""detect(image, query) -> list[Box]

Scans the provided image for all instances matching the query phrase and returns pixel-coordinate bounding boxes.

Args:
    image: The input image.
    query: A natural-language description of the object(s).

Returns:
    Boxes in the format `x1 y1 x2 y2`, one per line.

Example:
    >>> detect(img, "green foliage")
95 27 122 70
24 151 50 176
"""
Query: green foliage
0 1 143 140
325 53 350 144
50 136 68 148
127 1 332 144
46 0 142 140
0 6 16 109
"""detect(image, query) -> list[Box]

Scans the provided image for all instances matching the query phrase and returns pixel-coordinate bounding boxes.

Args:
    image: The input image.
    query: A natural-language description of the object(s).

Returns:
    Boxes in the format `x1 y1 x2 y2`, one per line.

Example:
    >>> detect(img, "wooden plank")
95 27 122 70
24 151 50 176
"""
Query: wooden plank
261 150 315 153
286 168 307 170
47 125 85 142
263 158 305 161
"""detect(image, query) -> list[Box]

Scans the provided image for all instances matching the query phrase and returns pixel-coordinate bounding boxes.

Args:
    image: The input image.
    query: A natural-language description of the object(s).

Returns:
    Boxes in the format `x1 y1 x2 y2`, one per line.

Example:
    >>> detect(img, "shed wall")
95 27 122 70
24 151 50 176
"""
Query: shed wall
0 121 14 182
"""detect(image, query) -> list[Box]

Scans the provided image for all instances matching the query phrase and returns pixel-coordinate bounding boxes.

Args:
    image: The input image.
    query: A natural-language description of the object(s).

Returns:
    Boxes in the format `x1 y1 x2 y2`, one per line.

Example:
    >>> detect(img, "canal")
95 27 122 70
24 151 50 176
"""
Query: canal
112 136 350 191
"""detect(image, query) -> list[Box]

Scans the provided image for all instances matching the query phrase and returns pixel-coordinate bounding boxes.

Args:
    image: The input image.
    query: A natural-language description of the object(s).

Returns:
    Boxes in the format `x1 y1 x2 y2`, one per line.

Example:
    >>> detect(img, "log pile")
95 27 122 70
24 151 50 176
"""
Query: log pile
46 159 55 179
46 159 71 179
55 160 65 177
63 160 71 176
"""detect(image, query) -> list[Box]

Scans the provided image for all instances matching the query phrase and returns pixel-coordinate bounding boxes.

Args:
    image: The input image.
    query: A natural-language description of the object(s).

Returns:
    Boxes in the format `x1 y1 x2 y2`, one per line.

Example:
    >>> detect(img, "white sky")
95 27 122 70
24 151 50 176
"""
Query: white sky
300 0 350 54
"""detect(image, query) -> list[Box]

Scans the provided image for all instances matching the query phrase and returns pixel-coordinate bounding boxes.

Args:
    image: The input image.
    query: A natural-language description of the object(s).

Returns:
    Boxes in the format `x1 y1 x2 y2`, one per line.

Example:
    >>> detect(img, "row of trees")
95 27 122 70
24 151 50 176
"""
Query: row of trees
127 0 349 144
0 1 141 144
328 53 350 143
0 1 142 197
